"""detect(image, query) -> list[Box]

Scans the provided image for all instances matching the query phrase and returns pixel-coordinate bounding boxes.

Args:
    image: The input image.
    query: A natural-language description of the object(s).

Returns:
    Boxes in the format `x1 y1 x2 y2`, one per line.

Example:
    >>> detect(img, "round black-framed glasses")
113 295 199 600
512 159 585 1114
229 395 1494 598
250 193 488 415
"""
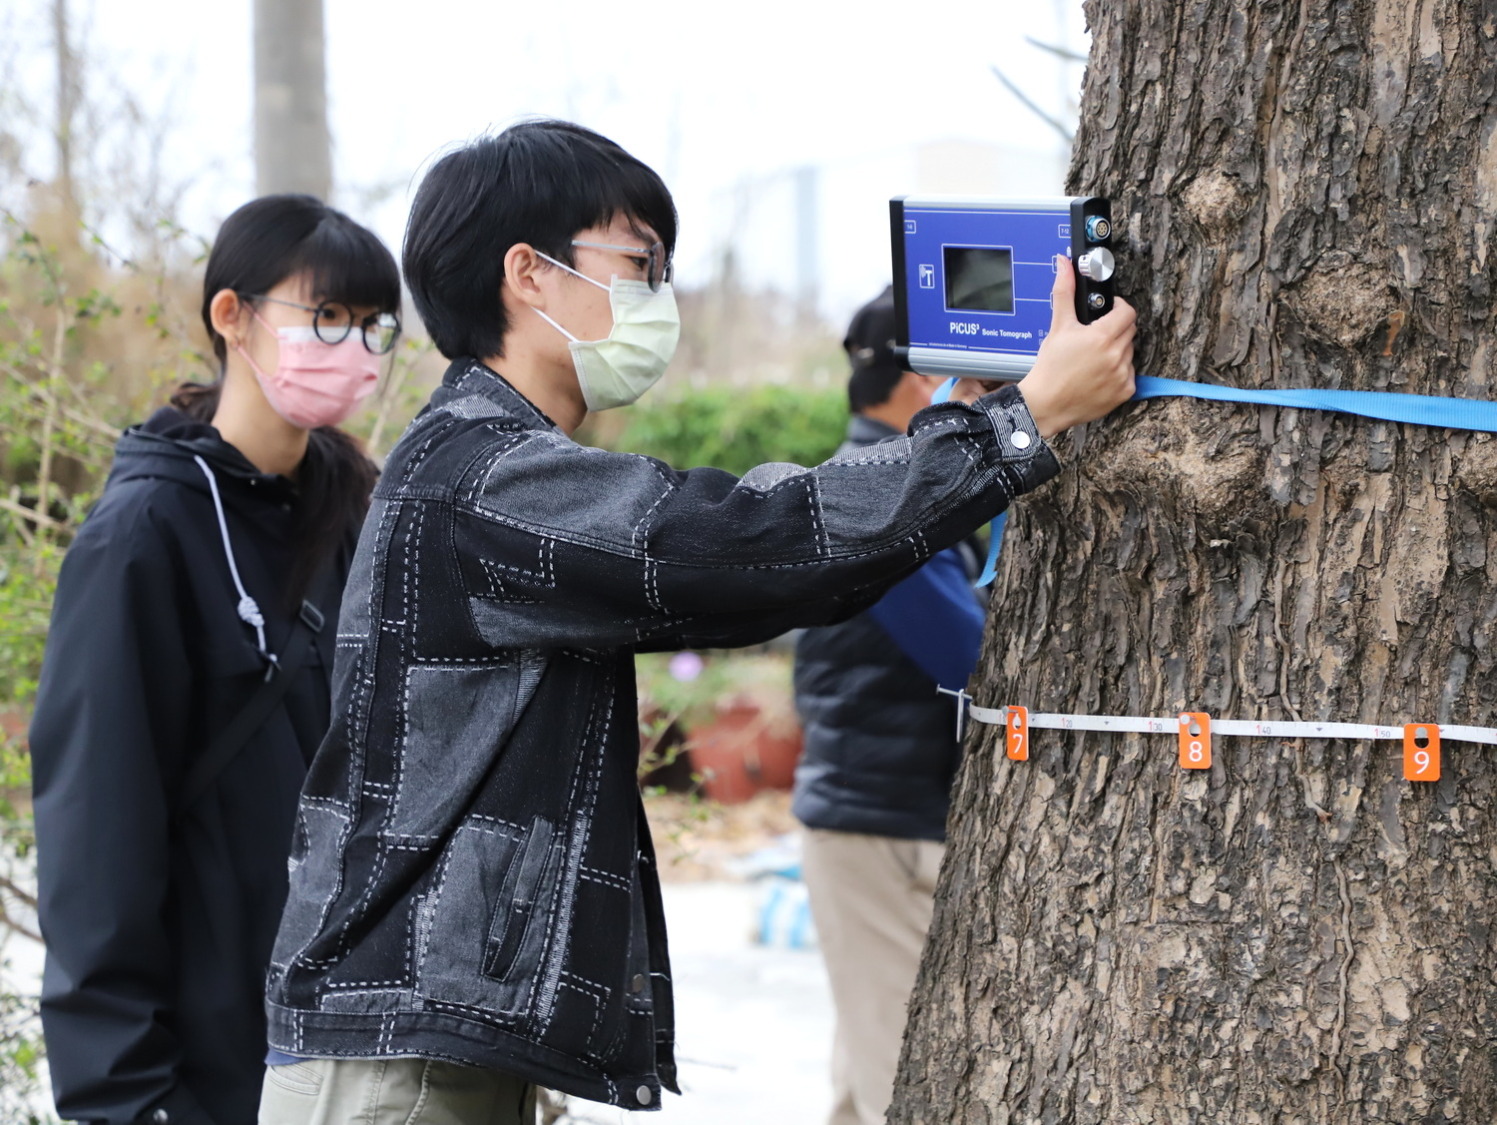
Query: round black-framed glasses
243 294 402 355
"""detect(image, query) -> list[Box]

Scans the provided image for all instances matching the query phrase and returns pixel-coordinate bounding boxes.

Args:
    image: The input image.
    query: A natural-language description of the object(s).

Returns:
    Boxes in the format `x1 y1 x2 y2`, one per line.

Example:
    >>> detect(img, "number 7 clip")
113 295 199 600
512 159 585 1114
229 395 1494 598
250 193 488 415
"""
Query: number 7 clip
1006 706 1029 761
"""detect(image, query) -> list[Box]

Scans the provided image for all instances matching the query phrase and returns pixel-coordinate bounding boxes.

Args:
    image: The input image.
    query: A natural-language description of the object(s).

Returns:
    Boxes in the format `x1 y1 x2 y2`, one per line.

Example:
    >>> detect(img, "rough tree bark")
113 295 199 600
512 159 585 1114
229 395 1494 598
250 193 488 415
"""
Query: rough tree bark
892 3 1497 1122
253 0 332 200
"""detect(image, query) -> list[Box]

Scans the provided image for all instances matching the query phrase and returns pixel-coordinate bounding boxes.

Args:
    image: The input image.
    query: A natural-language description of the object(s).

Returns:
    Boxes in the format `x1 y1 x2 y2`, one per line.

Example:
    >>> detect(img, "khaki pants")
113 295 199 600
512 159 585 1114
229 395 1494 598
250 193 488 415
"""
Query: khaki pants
801 828 944 1125
258 1057 536 1125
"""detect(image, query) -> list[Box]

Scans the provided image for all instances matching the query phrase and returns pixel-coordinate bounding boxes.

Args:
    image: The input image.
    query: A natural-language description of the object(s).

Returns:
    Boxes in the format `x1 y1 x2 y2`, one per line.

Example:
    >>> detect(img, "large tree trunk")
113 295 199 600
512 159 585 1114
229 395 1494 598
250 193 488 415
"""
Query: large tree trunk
253 0 332 199
892 3 1497 1122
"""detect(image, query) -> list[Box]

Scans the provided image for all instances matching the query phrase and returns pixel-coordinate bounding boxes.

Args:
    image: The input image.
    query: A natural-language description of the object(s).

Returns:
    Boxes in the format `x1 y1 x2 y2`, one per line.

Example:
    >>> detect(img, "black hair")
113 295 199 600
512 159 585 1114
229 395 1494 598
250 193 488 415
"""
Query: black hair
848 365 904 413
844 286 903 413
200 193 402 366
180 193 397 607
403 119 678 360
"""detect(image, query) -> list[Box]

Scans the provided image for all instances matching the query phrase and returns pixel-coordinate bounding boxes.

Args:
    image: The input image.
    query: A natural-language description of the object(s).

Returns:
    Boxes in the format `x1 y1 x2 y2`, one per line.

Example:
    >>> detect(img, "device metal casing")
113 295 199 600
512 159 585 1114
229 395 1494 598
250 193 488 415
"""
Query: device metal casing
890 195 1115 382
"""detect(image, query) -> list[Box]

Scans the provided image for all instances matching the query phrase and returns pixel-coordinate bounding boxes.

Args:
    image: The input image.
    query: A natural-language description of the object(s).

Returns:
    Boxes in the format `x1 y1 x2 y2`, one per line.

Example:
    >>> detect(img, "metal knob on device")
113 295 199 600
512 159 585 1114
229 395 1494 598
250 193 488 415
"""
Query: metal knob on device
1077 247 1115 282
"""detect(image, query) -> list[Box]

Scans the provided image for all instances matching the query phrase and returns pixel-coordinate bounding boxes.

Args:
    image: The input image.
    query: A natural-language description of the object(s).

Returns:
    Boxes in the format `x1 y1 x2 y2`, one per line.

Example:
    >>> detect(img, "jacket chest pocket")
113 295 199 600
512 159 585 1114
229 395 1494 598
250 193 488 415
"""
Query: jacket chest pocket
417 814 567 1026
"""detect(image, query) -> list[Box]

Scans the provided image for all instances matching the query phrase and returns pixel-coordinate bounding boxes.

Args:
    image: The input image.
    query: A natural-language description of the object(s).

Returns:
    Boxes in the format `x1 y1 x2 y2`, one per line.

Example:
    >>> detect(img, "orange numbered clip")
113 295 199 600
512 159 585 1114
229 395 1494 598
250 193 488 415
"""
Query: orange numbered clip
1403 723 1440 782
1178 712 1211 770
1006 706 1029 761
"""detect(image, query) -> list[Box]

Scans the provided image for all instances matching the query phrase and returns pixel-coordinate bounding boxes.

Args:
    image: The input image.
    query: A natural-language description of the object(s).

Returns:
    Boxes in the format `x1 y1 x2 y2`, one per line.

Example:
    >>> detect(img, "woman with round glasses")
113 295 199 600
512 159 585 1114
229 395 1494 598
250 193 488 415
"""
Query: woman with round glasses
29 193 400 1125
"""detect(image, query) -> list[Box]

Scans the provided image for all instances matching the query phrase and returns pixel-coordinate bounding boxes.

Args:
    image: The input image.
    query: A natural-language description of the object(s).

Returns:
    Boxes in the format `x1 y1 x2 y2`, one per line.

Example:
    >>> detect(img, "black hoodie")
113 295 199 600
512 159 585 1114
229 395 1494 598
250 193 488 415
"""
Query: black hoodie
30 409 351 1125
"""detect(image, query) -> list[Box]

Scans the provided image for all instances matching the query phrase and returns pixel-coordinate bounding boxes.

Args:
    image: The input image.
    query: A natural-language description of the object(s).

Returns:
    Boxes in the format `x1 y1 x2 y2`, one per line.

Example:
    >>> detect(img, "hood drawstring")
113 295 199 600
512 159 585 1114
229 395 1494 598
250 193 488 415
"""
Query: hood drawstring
193 455 279 681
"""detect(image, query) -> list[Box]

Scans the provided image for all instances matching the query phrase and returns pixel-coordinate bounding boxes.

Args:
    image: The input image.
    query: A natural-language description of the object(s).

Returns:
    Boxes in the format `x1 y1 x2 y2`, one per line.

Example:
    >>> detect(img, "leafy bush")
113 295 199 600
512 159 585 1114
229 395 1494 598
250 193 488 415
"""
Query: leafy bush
584 383 849 476
0 211 157 1123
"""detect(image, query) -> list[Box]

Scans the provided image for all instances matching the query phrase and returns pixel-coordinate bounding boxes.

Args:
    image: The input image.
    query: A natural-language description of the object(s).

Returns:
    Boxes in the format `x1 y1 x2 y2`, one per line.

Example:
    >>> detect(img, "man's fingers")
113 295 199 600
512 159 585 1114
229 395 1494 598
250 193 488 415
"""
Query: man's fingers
1091 297 1137 340
949 378 988 404
1055 269 1138 343
1050 255 1078 332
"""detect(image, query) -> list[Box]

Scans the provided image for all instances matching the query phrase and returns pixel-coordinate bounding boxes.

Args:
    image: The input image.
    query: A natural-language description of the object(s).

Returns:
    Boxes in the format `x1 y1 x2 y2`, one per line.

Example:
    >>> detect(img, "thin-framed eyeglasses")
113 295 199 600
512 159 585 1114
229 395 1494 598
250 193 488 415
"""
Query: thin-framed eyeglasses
244 294 402 355
569 239 673 292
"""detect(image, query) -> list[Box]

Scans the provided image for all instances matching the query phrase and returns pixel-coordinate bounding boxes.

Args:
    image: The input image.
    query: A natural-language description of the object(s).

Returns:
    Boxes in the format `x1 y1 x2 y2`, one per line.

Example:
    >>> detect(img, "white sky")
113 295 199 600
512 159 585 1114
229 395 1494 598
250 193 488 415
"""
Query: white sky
4 0 1088 322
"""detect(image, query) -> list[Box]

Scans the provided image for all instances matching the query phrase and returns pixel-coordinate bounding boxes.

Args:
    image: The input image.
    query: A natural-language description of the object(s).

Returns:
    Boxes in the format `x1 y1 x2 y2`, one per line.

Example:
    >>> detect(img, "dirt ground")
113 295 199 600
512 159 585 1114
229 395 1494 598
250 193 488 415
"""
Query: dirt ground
643 789 800 882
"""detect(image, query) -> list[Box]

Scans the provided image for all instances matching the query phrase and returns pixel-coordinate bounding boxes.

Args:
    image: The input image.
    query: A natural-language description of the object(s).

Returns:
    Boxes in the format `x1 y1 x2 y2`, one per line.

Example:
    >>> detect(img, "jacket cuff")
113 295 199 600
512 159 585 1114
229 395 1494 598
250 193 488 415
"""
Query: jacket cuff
136 1084 217 1125
976 384 1061 493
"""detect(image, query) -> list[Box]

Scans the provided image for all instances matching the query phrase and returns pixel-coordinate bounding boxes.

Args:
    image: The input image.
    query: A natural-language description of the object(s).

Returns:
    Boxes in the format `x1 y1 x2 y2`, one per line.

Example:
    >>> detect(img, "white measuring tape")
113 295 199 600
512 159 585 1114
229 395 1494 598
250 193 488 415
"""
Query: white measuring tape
939 689 1497 782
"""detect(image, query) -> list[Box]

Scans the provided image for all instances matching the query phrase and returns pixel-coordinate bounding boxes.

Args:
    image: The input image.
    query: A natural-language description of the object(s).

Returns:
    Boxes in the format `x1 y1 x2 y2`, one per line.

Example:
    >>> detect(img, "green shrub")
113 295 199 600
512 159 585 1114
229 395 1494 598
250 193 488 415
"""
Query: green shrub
586 383 849 476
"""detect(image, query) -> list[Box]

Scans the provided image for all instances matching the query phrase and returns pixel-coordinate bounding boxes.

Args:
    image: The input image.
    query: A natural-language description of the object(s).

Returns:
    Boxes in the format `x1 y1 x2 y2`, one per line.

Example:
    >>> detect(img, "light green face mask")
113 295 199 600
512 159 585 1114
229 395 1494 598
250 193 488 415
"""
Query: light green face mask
533 253 681 411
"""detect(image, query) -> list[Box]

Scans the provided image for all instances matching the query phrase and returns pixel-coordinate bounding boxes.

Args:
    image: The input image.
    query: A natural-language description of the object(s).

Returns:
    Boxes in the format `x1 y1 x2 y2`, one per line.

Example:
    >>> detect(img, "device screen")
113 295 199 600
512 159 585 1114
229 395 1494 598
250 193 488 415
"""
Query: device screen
943 246 1014 313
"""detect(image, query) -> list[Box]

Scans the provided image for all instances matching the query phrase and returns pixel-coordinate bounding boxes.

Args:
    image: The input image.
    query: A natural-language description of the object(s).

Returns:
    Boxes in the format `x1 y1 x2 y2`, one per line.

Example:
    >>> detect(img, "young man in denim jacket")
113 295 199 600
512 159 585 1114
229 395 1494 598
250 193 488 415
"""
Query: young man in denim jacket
260 119 1136 1123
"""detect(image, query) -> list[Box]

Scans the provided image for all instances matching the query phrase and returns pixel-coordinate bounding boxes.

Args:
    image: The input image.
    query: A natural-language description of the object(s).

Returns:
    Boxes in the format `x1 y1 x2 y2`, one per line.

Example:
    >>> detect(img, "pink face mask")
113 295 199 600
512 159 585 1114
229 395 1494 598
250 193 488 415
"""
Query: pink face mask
236 313 381 429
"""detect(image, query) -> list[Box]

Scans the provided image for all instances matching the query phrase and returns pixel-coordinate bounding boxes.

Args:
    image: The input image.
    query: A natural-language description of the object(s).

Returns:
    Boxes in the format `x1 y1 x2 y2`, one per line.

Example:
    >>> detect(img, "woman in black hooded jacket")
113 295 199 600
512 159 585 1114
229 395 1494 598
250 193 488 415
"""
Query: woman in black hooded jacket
28 195 400 1125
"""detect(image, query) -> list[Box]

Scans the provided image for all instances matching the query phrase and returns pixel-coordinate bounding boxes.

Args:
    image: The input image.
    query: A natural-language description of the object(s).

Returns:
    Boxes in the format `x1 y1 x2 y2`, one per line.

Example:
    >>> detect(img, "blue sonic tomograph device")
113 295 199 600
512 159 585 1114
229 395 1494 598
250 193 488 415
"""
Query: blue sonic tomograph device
890 196 1115 381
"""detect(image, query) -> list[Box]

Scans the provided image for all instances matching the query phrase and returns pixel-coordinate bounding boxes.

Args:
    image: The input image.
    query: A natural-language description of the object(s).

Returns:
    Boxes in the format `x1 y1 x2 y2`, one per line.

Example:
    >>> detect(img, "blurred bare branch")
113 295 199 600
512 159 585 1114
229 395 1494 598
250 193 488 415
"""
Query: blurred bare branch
1025 35 1088 63
990 65 1075 145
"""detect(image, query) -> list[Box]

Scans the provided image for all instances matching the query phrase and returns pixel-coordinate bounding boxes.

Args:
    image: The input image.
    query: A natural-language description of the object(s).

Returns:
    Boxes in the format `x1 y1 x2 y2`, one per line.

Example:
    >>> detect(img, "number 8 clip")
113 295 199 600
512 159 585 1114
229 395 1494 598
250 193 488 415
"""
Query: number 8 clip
1178 712 1211 770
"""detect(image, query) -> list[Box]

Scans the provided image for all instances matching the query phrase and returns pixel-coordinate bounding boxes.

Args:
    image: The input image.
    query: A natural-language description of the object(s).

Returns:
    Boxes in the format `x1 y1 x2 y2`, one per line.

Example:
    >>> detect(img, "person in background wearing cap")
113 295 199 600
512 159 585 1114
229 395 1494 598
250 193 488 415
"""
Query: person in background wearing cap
791 285 986 1125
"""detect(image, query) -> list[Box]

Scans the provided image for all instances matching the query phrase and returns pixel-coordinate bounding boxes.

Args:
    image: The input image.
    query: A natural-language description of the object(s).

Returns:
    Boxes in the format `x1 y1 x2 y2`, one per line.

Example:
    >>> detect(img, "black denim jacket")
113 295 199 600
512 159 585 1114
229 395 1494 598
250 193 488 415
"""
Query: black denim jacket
264 359 1059 1110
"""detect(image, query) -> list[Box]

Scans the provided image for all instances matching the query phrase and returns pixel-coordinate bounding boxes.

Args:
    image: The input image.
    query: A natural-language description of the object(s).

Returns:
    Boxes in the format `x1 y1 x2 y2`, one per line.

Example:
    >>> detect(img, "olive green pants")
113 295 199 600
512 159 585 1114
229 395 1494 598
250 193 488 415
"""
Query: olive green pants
258 1057 536 1125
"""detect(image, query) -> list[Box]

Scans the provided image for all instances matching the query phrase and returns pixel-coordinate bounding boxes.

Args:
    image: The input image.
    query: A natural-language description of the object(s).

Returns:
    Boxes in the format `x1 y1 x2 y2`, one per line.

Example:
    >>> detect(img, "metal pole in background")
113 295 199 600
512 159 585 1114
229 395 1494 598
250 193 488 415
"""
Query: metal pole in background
793 164 819 323
51 0 80 216
253 0 332 199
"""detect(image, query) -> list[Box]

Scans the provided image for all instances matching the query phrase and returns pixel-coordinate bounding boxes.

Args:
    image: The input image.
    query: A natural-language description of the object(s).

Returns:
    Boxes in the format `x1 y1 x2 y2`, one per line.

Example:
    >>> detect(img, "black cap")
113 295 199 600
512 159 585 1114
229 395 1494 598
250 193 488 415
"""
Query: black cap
845 285 903 412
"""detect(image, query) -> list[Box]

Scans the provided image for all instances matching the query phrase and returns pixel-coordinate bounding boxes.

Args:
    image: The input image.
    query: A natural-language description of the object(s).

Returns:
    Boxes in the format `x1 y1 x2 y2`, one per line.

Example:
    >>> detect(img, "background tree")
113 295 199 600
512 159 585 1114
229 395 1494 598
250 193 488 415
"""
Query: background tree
253 0 331 199
49 0 79 223
892 3 1497 1122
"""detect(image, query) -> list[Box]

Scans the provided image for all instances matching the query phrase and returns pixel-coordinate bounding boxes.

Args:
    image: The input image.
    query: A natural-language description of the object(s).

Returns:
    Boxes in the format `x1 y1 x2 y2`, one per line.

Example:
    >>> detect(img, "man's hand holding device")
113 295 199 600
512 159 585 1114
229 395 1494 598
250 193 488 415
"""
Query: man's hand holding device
891 194 1137 434
1018 258 1135 438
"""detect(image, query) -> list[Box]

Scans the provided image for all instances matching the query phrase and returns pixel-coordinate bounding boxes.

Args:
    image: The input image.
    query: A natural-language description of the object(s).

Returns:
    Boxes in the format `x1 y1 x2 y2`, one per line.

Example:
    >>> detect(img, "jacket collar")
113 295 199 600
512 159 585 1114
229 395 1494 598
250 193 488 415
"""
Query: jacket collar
444 358 562 432
111 408 295 502
845 414 902 447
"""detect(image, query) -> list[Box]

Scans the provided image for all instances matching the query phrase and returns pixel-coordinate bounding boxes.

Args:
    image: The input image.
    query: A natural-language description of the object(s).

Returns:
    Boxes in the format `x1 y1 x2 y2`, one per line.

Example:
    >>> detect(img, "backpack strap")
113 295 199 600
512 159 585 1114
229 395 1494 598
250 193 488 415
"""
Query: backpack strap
175 597 326 817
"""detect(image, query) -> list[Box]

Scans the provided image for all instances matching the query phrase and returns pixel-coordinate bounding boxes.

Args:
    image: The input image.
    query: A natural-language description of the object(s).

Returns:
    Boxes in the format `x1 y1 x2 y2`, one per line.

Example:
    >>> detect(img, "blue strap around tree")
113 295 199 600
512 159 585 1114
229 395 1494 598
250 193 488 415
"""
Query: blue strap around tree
1132 374 1497 432
934 374 1497 587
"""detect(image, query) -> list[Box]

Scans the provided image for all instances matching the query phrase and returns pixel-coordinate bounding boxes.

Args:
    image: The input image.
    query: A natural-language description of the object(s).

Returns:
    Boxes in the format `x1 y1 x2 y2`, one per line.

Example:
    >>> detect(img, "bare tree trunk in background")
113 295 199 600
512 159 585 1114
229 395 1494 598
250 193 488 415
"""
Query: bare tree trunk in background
253 0 332 200
892 2 1497 1122
51 0 79 218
